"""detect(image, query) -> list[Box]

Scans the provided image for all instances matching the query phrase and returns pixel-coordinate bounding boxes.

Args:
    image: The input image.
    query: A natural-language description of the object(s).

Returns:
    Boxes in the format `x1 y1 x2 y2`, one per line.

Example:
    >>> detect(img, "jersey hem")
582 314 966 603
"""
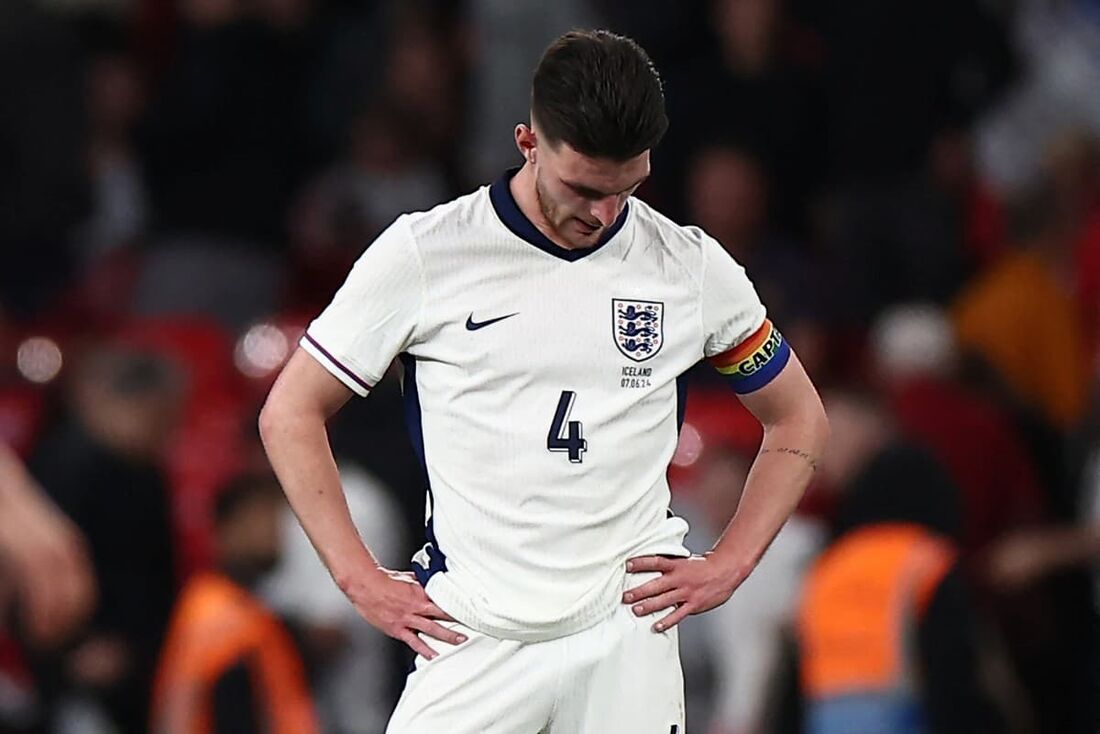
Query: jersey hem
422 541 691 643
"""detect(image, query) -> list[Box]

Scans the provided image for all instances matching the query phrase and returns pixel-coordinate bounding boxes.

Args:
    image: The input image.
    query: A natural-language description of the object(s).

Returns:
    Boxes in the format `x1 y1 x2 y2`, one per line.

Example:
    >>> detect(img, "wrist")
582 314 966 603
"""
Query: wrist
706 547 755 589
331 554 383 595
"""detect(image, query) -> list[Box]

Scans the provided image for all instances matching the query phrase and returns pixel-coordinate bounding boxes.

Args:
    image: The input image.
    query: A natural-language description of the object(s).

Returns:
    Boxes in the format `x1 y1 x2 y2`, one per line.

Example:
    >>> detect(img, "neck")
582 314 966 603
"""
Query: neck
509 163 581 250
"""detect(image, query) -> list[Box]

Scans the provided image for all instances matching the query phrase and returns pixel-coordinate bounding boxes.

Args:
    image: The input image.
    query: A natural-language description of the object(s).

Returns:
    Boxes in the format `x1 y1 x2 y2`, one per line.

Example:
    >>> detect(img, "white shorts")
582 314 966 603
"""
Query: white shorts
386 572 686 733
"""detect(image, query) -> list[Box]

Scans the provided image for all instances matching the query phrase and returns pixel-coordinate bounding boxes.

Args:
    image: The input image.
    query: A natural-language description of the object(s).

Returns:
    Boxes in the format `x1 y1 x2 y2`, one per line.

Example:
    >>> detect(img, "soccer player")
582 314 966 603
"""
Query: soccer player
260 29 828 733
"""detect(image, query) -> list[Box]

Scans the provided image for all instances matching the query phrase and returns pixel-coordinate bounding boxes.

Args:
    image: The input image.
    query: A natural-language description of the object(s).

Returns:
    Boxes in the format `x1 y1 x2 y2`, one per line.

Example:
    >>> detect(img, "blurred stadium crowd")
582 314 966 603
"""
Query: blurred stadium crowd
1 0 1099 732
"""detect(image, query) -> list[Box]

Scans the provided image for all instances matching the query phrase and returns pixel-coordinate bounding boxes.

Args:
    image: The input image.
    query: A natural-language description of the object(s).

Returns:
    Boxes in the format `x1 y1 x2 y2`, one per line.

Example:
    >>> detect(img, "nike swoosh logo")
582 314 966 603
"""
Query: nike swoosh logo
465 312 519 331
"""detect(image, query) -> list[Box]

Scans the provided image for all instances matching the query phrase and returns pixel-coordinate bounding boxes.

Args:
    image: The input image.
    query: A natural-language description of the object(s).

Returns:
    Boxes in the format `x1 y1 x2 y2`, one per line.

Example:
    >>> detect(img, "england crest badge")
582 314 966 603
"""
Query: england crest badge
613 299 664 362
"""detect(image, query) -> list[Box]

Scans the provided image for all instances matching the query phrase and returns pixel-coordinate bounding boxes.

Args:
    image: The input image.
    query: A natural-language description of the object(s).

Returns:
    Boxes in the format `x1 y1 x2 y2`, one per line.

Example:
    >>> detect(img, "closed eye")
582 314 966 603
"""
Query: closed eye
564 175 648 200
568 184 605 200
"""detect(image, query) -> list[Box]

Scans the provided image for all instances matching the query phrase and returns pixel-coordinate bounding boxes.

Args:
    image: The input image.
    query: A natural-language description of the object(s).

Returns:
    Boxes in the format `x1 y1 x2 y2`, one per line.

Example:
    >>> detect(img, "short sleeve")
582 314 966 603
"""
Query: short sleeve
300 216 422 396
699 233 790 394
700 232 766 355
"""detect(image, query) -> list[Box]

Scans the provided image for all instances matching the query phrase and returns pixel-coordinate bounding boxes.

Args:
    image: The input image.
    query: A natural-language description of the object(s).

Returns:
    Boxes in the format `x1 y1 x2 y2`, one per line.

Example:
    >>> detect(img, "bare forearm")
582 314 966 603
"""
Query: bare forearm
258 352 463 658
258 406 377 584
0 442 41 508
622 406 826 632
0 443 55 556
709 416 825 576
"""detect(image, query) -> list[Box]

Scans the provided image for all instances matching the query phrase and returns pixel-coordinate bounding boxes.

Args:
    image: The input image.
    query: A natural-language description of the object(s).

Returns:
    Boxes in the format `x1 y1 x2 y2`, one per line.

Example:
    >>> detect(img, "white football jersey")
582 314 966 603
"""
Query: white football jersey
302 169 790 642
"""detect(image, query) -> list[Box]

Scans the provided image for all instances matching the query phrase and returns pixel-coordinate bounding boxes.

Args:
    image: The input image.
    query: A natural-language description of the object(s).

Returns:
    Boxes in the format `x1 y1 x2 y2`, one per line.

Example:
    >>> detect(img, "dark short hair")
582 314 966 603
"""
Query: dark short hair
532 29 668 161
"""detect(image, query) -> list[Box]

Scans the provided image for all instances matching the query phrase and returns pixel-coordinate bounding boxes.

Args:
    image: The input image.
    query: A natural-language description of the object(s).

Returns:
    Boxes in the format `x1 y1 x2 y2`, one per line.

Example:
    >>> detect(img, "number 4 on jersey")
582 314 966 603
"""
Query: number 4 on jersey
547 390 587 463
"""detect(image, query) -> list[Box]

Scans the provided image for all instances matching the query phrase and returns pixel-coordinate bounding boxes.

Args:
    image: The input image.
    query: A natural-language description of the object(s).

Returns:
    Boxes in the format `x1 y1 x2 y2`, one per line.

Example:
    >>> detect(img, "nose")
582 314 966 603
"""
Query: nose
591 196 620 228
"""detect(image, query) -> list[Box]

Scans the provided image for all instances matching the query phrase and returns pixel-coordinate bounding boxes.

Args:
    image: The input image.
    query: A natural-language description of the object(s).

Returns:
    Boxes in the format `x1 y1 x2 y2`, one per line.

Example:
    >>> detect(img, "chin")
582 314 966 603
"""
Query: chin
570 223 604 245
568 233 600 249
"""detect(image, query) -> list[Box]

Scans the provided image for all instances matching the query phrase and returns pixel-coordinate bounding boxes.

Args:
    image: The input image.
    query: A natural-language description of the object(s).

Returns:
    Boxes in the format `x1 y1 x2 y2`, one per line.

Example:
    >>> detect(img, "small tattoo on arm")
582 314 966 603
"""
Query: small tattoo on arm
760 447 818 470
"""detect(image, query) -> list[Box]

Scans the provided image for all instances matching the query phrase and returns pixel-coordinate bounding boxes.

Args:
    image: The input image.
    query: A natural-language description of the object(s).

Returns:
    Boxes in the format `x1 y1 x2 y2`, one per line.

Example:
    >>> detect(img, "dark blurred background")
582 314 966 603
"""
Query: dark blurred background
0 0 1098 732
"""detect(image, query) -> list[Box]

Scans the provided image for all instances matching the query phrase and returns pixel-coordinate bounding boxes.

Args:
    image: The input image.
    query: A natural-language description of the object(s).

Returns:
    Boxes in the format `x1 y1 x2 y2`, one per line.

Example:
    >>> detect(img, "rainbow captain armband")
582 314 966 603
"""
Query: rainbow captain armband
708 319 792 394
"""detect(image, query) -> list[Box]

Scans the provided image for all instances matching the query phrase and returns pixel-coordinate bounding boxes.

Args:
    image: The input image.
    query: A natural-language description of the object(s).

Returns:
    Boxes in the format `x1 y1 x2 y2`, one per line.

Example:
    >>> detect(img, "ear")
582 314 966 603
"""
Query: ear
515 123 537 164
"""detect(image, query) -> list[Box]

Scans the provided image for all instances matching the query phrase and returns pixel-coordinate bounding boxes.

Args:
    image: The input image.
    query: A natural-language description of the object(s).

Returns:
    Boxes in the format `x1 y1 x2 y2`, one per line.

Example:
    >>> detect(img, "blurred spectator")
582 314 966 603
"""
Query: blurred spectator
661 0 825 227
0 0 90 316
77 45 149 264
302 0 388 159
133 0 321 330
289 104 449 296
798 388 1001 734
977 0 1100 194
685 143 828 373
28 347 182 733
261 462 404 734
1046 131 1100 240
954 181 1093 431
870 305 1077 733
930 127 1011 273
817 0 1013 186
1044 130 1100 353
870 304 1047 560
0 442 95 648
380 4 465 169
140 0 317 246
809 0 1014 326
0 441 95 732
594 0 706 75
463 0 599 182
674 434 823 734
818 131 974 327
986 523 1100 591
974 386 1100 733
152 472 319 734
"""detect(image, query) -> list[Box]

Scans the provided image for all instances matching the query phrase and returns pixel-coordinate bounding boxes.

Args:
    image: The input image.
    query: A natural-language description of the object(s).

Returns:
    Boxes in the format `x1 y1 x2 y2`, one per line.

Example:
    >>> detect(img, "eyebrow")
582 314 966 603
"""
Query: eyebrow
563 173 649 199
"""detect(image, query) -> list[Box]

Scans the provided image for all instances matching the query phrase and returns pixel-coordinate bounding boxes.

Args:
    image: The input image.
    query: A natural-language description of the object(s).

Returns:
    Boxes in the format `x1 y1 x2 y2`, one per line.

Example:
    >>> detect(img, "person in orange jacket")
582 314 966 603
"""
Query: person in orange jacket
152 473 319 734
796 389 1003 734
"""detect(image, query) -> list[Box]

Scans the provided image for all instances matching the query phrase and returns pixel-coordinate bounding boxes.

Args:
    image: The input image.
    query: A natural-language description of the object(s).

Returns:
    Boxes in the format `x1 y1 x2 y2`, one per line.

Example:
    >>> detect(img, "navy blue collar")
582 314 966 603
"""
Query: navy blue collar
489 167 630 262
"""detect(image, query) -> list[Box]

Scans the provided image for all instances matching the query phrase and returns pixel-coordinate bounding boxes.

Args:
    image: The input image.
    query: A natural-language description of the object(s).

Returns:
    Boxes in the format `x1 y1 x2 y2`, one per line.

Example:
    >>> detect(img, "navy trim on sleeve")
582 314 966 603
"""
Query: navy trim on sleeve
303 333 374 393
